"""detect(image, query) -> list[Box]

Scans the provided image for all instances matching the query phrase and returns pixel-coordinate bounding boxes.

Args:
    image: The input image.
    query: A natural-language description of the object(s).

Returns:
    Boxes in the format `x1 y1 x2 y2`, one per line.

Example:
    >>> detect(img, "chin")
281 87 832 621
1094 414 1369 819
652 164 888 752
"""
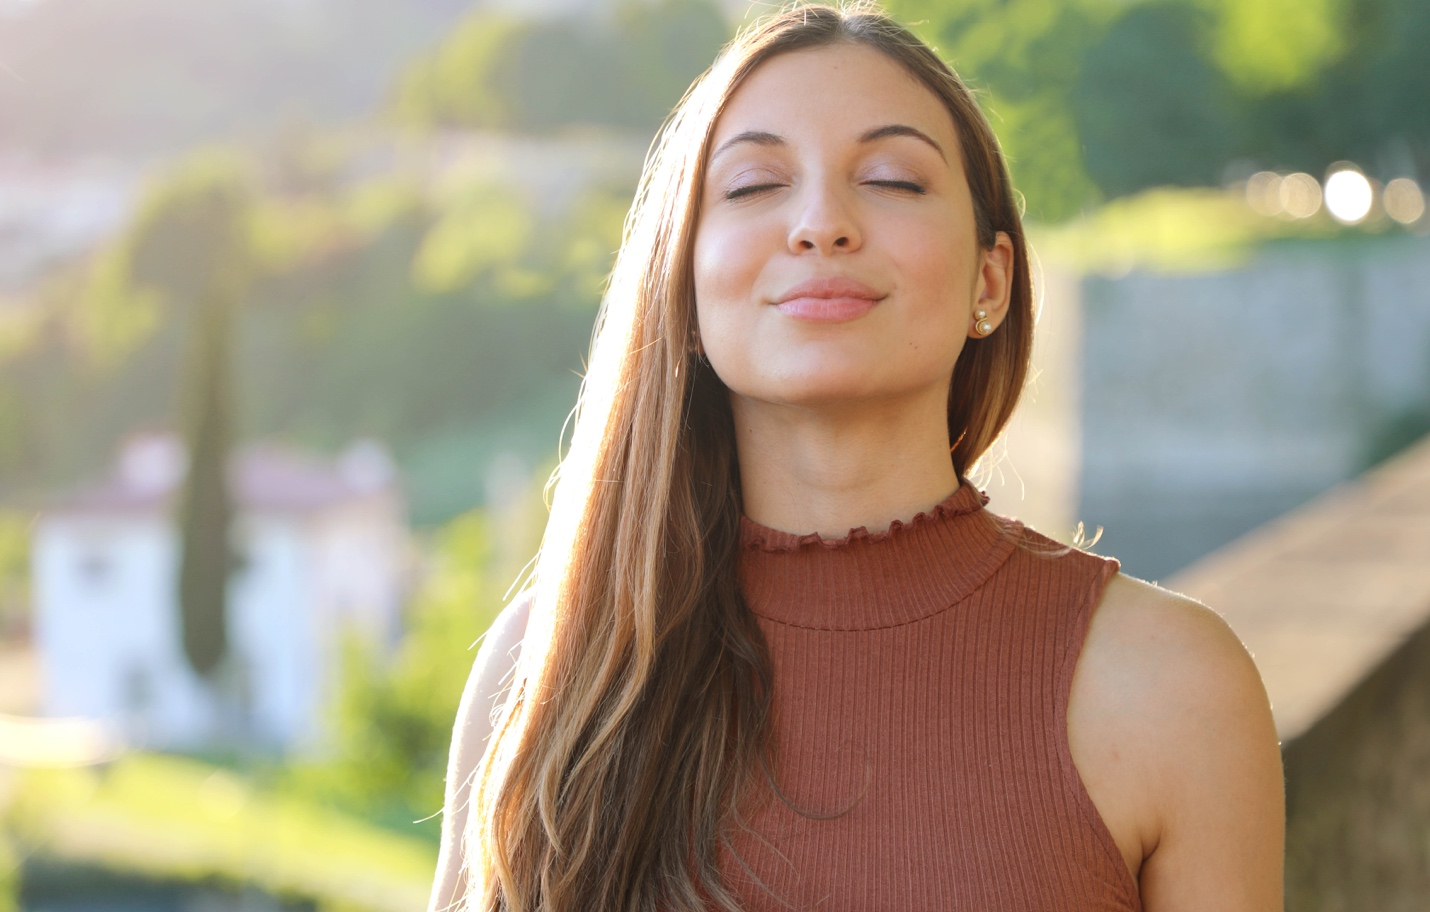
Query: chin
730 363 902 409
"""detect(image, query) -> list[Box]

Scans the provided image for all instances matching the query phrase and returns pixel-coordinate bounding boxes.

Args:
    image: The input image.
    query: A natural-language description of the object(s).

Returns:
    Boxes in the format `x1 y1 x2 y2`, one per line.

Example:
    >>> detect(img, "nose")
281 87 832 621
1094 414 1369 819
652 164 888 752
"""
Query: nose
787 178 862 255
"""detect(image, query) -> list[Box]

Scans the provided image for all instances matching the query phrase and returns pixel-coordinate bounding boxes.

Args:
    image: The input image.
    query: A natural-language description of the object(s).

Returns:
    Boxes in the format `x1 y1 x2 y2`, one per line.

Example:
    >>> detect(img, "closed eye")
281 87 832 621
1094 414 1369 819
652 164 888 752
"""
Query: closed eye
724 183 783 200
868 180 926 194
724 179 926 200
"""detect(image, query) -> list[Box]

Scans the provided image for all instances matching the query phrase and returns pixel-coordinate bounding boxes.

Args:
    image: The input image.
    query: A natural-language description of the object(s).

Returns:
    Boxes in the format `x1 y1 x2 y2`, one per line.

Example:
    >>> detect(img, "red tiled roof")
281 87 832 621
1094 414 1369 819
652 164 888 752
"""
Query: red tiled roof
46 435 396 516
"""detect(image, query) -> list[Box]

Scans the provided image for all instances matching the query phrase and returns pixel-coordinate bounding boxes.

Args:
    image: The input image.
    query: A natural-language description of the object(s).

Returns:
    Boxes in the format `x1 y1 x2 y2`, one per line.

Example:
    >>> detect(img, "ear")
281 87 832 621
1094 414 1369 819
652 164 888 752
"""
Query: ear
967 231 1015 339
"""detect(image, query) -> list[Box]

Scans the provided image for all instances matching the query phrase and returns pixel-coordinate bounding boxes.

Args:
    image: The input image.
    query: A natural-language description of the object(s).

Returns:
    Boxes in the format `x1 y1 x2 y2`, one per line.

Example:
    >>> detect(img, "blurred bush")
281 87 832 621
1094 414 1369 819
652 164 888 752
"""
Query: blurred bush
294 509 505 837
391 0 731 132
283 472 545 841
7 755 434 912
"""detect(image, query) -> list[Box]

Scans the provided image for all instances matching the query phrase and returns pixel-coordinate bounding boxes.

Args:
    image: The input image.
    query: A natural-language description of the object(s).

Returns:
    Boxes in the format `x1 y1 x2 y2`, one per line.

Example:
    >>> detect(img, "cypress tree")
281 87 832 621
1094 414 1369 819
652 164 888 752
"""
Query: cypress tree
175 258 237 679
121 152 254 682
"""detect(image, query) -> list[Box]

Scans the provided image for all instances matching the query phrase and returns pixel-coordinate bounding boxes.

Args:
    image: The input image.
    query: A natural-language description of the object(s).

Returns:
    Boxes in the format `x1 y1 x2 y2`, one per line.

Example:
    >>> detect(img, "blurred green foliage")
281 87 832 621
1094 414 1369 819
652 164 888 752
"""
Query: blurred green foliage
1209 0 1347 93
122 151 259 309
0 510 32 639
7 0 1427 520
1031 186 1323 275
298 509 504 837
0 828 15 912
5 1 1426 903
1234 0 1430 177
3 500 541 900
6 755 434 912
1072 4 1240 198
0 142 624 525
888 0 1429 218
392 0 730 132
283 476 545 840
1363 405 1430 471
5 0 1427 221
411 184 535 294
386 0 1430 220
887 0 1112 220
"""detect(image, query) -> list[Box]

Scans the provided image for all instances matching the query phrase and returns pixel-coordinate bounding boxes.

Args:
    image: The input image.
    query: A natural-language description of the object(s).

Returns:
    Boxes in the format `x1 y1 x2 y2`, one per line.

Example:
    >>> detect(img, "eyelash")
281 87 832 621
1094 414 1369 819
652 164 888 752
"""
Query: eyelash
724 179 927 200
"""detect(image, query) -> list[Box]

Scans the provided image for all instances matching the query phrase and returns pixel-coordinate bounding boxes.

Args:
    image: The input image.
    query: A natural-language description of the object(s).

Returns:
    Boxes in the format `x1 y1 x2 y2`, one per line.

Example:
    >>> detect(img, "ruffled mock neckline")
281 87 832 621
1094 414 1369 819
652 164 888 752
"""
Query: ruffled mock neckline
738 482 991 553
737 481 1021 631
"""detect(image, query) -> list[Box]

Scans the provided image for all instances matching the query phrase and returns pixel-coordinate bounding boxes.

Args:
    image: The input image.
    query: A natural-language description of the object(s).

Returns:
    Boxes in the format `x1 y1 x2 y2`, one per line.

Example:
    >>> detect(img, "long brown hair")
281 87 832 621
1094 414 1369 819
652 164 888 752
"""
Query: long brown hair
464 3 1034 909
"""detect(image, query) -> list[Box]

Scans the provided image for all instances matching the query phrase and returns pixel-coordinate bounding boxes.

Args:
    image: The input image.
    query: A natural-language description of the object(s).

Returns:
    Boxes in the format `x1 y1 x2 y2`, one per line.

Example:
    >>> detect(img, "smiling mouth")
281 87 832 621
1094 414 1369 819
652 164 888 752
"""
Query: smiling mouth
774 296 881 322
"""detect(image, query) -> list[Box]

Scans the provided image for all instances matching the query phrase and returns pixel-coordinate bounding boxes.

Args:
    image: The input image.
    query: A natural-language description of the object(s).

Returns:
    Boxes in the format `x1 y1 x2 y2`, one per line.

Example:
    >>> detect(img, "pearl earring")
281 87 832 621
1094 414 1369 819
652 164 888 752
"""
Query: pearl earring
973 308 993 336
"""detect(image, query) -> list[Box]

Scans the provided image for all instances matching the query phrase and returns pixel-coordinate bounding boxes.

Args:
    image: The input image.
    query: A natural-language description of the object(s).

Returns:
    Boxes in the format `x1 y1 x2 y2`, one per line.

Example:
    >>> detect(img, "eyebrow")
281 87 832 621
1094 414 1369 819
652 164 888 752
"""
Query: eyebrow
709 123 948 164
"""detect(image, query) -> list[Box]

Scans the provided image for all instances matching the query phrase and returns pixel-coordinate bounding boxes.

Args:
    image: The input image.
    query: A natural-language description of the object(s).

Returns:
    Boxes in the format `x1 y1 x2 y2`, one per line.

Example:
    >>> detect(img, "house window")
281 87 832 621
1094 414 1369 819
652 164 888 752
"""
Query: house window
122 662 153 715
122 662 155 746
77 549 112 588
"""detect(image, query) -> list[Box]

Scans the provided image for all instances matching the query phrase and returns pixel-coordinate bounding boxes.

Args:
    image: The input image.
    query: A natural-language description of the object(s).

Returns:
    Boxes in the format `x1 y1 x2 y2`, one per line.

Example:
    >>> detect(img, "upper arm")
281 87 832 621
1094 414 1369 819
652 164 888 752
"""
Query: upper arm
1095 575 1285 911
427 592 532 912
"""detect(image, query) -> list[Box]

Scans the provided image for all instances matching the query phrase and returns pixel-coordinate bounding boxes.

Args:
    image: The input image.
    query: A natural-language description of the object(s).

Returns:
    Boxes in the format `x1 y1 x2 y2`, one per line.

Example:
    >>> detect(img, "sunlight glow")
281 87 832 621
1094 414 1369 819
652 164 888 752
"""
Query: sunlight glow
1323 168 1373 224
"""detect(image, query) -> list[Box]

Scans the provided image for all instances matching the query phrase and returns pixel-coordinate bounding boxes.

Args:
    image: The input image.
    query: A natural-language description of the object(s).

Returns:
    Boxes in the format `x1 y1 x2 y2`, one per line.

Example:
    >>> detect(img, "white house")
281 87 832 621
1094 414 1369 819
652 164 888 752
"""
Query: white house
31 432 411 756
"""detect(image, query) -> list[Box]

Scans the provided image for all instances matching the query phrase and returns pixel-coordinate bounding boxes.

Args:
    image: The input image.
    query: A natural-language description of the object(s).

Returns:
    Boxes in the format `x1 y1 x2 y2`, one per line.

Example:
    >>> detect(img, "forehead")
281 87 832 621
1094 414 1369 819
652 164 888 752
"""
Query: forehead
707 43 958 160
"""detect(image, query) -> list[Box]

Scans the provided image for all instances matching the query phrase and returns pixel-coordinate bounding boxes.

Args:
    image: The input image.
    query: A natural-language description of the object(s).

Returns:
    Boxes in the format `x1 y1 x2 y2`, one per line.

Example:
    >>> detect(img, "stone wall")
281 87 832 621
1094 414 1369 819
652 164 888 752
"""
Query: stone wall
1282 607 1430 910
1076 234 1430 580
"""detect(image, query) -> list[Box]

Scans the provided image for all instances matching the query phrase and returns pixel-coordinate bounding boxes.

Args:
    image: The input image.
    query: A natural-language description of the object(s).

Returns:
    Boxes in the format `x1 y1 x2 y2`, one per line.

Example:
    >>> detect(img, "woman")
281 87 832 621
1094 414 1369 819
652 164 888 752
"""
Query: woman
429 4 1285 910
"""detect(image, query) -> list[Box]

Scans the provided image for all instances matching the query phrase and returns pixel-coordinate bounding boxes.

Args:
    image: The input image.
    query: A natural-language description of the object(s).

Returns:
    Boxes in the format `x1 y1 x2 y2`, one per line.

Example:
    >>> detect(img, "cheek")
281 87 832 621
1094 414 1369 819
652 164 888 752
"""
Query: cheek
897 220 976 308
884 219 981 376
693 219 770 342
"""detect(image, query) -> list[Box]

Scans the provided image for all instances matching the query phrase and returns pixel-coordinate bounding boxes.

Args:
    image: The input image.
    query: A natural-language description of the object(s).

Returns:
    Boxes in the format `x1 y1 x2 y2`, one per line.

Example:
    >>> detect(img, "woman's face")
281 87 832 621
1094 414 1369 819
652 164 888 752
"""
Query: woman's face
692 43 1011 411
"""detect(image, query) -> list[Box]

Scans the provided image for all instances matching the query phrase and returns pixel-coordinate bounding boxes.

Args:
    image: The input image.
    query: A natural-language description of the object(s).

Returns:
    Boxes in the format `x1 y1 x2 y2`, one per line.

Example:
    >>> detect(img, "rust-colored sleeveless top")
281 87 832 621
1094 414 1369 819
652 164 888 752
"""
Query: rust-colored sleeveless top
721 482 1142 912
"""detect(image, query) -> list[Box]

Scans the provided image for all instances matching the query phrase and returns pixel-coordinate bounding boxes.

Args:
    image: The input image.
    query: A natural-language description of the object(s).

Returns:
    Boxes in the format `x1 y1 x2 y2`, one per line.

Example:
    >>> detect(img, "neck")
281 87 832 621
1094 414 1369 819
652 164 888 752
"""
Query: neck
731 386 960 538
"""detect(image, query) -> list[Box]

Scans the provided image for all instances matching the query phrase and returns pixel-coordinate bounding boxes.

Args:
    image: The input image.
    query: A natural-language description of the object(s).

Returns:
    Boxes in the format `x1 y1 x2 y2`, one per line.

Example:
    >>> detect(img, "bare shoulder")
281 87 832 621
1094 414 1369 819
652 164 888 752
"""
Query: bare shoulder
1070 571 1285 911
1083 572 1265 702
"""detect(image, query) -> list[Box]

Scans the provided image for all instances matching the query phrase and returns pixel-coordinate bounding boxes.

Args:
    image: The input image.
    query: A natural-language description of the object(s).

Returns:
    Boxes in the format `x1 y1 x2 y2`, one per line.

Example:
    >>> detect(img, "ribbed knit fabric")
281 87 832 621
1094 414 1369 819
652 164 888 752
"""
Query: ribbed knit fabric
719 481 1141 912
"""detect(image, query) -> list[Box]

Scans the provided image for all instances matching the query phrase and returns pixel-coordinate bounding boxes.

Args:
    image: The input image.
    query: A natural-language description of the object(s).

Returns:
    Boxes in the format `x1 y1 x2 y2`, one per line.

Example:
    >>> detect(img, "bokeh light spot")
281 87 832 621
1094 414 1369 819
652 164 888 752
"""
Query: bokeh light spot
1279 173 1322 219
1324 168 1373 224
1383 178 1426 226
1246 171 1284 217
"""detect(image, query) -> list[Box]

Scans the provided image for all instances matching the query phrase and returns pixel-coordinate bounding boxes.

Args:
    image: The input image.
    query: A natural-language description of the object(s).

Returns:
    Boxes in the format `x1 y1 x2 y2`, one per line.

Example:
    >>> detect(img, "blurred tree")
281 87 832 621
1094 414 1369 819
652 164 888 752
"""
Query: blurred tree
393 14 533 130
121 151 258 682
74 248 166 373
891 0 1429 206
1245 0 1430 177
502 19 612 132
887 0 1112 220
1073 3 1244 197
606 0 732 127
559 184 637 301
390 0 729 132
1206 0 1348 94
0 134 618 528
410 183 536 294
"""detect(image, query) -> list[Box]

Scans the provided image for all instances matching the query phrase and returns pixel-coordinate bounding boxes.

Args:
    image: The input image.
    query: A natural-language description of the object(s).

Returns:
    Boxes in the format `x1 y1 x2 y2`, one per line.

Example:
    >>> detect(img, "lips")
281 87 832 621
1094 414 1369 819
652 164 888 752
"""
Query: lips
774 276 885 323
